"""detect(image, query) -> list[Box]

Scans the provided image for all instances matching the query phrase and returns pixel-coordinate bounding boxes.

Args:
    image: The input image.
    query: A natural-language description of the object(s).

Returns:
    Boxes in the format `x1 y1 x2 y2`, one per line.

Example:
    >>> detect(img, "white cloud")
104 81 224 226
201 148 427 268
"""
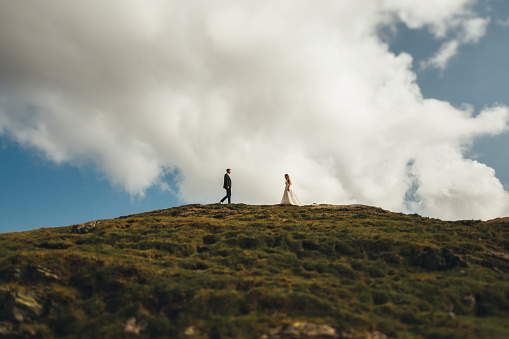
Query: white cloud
420 40 460 71
423 16 491 71
393 0 491 71
0 0 508 220
381 0 478 37
461 17 490 43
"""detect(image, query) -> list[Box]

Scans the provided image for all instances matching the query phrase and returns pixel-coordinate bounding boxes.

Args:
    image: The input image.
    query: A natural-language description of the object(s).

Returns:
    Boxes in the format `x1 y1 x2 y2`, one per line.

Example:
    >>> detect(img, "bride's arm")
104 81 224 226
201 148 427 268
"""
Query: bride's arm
287 180 292 191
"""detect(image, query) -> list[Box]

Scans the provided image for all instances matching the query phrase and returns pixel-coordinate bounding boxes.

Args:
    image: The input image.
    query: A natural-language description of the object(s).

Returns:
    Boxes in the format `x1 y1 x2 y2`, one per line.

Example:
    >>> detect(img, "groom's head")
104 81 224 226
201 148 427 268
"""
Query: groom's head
226 168 231 174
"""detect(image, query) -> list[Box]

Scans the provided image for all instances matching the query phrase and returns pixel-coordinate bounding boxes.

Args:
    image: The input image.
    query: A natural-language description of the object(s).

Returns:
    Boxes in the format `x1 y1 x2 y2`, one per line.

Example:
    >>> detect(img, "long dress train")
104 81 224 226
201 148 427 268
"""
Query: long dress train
281 179 304 206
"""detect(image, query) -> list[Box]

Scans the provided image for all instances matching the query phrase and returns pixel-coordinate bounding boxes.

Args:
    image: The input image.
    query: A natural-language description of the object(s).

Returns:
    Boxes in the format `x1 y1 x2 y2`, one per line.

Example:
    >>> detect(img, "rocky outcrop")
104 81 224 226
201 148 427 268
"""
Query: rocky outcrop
73 221 99 234
0 323 39 338
184 326 202 336
365 331 387 339
124 317 147 335
263 322 338 338
0 290 43 323
488 251 509 262
29 266 60 282
6 264 59 284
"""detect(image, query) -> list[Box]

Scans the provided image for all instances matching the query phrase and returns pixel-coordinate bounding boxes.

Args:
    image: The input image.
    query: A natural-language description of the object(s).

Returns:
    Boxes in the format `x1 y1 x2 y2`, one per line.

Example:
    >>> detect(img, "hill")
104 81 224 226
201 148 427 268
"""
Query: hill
0 204 508 338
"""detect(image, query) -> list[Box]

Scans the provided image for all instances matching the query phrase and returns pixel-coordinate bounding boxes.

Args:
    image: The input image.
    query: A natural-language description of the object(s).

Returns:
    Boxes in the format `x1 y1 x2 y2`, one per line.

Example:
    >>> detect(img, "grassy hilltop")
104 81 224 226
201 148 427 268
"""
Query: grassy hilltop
0 204 509 338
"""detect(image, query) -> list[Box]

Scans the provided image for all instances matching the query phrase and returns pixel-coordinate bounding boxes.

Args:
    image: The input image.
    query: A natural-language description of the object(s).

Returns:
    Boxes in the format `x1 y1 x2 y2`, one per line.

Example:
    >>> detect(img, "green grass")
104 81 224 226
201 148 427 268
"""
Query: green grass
1 204 509 338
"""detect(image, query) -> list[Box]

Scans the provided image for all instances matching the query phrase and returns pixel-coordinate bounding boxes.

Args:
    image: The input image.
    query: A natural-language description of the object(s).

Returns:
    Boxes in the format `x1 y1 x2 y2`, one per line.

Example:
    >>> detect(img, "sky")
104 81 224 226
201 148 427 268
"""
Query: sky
1 0 509 233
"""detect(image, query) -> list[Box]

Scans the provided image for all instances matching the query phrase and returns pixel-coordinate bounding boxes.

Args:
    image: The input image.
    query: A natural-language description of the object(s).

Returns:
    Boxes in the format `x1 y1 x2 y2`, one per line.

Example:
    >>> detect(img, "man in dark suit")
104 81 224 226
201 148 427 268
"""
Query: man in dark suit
219 168 232 204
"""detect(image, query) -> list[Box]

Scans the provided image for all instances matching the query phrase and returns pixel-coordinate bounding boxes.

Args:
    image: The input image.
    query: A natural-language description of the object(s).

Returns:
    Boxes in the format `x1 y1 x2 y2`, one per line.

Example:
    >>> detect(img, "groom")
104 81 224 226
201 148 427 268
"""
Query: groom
219 168 232 204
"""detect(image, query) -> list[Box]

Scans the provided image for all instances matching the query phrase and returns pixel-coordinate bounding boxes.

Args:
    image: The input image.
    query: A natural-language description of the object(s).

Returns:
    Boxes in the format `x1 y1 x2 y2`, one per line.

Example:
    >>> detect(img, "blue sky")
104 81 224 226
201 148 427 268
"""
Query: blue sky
1 0 509 232
389 0 509 187
0 139 178 232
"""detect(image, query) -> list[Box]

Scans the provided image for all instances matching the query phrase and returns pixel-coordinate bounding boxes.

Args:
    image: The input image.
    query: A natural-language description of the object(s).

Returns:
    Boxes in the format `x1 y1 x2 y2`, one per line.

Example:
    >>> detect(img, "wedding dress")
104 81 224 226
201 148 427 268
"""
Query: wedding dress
281 179 304 206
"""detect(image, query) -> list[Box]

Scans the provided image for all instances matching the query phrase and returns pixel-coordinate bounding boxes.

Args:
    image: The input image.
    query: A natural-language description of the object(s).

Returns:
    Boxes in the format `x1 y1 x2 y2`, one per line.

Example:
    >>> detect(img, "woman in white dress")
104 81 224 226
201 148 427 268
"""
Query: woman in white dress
281 174 304 206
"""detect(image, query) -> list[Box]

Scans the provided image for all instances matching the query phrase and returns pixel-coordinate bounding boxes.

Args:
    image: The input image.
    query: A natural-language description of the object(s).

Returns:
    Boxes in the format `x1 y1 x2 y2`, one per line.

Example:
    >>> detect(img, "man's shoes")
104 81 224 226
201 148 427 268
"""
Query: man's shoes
218 201 222 204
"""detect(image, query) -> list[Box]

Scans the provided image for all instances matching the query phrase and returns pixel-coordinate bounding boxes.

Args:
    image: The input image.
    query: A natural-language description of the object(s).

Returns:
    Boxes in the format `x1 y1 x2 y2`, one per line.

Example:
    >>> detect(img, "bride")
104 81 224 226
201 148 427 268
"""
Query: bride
281 174 304 206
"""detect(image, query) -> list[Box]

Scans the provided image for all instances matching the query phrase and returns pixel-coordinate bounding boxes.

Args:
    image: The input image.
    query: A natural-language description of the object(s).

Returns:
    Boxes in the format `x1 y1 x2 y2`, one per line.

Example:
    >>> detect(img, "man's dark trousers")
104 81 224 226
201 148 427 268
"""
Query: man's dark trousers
220 187 231 204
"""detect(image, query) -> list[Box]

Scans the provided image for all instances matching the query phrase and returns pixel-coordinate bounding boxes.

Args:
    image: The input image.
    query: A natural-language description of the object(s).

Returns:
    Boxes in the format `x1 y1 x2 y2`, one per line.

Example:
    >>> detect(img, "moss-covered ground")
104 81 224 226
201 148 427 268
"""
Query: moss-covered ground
1 204 508 338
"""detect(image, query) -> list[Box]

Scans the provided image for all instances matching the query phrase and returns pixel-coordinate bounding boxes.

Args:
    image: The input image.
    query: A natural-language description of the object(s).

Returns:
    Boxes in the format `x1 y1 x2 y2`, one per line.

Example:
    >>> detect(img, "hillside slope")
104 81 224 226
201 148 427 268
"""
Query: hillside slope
0 204 508 338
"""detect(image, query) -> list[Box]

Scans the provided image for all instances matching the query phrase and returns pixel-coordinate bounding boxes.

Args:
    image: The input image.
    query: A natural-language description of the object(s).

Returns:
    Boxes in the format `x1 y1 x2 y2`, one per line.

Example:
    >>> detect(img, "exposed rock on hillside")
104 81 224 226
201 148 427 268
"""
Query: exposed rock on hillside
0 290 44 323
72 220 99 234
263 322 339 338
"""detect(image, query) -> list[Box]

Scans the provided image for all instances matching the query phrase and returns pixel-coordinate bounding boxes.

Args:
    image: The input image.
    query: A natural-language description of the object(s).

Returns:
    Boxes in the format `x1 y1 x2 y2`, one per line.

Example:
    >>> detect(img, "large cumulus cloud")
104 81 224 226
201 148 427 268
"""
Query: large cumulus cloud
0 0 508 220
